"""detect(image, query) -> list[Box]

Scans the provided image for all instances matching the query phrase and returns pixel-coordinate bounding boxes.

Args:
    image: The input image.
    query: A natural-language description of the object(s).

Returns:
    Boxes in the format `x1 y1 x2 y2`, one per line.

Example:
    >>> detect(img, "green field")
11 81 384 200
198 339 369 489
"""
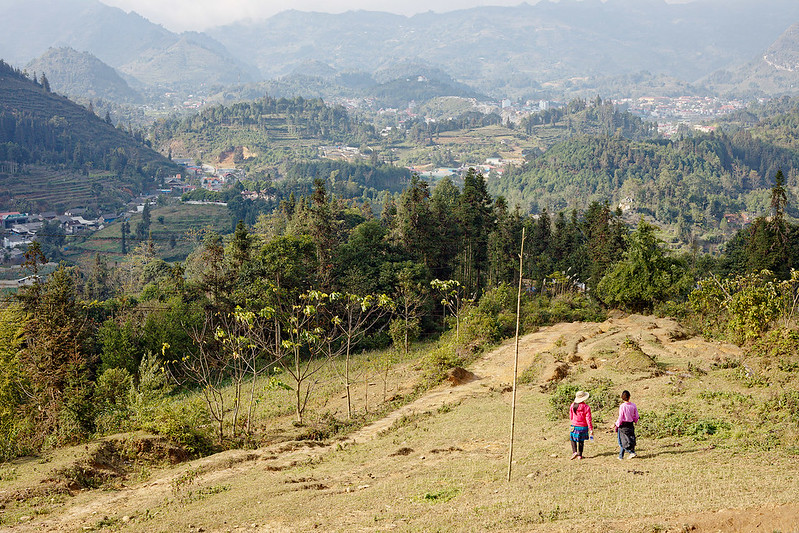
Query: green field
66 202 231 265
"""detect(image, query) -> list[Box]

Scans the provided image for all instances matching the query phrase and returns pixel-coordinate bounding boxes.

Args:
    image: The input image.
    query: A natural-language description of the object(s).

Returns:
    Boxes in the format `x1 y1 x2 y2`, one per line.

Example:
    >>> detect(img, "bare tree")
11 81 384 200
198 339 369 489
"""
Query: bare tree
431 279 472 342
274 291 329 424
324 292 392 418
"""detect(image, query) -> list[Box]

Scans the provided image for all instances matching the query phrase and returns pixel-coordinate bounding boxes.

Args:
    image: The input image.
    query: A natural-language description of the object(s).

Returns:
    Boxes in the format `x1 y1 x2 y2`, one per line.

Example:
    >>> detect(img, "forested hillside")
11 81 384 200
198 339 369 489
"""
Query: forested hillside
25 47 142 103
0 60 177 210
151 96 377 168
491 123 799 242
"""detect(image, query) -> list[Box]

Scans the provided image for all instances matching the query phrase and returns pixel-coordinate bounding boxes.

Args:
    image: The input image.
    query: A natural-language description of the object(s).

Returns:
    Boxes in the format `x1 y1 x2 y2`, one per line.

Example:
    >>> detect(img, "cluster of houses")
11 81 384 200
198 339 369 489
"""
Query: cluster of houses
171 159 246 193
0 209 123 263
406 155 525 181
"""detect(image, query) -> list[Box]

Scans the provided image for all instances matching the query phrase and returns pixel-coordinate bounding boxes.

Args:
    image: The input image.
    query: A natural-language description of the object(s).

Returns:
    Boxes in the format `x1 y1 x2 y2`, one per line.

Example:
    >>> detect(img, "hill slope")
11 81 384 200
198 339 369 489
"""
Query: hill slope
25 47 142 103
705 22 799 97
0 60 177 210
3 314 798 532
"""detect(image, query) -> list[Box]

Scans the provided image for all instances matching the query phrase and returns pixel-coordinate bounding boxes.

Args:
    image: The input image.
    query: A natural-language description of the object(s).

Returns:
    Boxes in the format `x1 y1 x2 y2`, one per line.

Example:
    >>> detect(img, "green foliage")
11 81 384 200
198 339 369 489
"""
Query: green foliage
98 320 138 375
748 327 799 372
93 368 134 434
637 405 731 440
142 401 213 457
418 342 464 389
597 220 692 312
0 305 24 459
420 487 461 503
490 130 798 231
547 380 618 422
16 264 96 448
460 284 516 344
548 383 581 421
688 271 786 344
130 351 173 425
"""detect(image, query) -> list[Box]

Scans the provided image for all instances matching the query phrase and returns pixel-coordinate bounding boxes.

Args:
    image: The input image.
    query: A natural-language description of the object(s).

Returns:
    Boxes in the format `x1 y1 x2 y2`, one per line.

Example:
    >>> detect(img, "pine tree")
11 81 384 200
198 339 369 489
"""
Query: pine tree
17 265 95 446
392 174 435 267
40 73 51 92
456 169 494 296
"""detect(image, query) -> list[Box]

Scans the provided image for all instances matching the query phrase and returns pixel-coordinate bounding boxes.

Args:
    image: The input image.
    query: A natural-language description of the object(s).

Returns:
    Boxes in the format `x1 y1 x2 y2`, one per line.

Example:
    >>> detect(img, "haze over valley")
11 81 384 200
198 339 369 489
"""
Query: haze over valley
2 2 799 532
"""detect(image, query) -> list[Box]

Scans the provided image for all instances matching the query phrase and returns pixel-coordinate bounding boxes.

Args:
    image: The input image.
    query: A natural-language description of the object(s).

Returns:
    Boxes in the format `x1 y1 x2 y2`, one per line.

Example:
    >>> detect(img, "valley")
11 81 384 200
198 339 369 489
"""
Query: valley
2 2 799 532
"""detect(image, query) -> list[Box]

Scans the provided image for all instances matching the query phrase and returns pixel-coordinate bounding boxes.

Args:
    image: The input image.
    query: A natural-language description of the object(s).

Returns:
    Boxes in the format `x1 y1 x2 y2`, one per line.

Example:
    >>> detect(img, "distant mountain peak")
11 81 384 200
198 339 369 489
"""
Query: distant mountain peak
25 46 142 103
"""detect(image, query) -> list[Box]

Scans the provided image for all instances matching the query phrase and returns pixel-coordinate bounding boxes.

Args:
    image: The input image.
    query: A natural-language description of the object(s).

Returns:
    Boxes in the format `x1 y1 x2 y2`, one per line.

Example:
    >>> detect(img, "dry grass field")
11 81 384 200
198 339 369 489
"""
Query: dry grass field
2 314 799 532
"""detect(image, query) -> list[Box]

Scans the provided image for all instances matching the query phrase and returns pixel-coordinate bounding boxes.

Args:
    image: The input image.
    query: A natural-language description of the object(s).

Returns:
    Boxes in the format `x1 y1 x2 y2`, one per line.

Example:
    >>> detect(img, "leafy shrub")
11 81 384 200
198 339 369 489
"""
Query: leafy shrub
547 380 618 422
418 342 464 389
548 293 606 324
461 310 503 344
95 368 134 407
130 351 173 424
142 400 213 457
688 272 782 344
523 293 605 330
94 367 135 434
748 328 799 372
638 405 730 440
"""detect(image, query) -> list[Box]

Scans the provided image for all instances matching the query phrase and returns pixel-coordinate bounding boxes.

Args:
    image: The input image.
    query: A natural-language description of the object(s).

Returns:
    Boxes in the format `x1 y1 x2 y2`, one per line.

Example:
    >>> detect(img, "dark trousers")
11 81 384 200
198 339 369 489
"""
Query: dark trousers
617 423 636 458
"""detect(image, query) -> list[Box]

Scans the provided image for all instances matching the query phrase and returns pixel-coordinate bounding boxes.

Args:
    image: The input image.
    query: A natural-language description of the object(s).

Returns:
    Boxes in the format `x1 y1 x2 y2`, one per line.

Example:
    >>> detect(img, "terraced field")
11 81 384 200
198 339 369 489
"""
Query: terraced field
66 203 231 265
0 166 130 211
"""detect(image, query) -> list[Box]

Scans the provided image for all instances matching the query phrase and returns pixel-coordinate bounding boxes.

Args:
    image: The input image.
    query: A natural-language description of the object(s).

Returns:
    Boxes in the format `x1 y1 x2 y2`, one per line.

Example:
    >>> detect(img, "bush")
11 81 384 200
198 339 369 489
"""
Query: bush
548 383 581 421
547 380 618 423
142 400 214 457
524 293 605 330
94 368 134 435
637 404 730 440
748 328 799 372
419 342 464 389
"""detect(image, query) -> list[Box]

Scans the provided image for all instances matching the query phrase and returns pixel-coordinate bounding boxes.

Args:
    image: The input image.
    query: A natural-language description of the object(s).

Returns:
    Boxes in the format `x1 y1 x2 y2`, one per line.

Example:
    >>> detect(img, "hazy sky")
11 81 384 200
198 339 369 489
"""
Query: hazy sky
99 0 689 33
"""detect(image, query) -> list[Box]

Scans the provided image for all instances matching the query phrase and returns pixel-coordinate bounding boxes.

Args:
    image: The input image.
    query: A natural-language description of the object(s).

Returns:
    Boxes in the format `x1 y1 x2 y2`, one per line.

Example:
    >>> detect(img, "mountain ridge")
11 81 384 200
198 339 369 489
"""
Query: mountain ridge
25 47 142 103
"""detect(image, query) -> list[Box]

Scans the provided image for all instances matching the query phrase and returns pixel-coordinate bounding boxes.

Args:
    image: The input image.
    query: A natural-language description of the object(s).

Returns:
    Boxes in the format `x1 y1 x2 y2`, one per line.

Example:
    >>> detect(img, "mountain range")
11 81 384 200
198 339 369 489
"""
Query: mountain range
0 0 256 92
2 0 799 103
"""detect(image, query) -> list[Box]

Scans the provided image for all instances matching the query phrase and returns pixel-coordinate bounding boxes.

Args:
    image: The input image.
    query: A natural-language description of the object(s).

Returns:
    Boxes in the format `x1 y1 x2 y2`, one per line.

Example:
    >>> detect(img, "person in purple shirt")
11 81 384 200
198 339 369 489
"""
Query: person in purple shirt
614 390 639 459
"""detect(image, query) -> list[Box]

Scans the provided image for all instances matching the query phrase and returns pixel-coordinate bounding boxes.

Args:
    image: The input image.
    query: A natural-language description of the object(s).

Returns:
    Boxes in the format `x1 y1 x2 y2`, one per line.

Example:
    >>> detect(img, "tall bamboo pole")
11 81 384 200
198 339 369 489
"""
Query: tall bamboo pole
507 226 526 482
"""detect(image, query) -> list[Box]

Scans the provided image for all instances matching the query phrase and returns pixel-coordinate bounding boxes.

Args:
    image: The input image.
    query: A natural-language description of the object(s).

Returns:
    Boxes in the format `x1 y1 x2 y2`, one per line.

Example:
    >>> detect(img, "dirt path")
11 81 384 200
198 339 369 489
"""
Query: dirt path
343 320 588 444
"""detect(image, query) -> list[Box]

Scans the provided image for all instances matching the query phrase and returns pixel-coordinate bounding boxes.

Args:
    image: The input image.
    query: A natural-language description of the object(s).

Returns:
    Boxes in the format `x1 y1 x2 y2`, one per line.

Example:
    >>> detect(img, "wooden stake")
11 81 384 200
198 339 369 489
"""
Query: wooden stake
507 226 525 482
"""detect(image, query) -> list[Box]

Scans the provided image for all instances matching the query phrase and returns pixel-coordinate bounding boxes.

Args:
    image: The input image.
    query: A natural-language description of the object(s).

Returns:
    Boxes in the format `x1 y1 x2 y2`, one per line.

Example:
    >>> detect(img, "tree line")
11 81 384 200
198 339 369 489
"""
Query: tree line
2 167 797 460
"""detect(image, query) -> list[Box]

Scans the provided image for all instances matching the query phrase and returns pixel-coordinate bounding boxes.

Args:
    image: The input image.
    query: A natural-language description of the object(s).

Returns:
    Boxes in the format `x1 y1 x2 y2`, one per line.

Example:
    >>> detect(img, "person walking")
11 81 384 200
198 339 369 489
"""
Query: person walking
615 390 639 459
569 390 593 460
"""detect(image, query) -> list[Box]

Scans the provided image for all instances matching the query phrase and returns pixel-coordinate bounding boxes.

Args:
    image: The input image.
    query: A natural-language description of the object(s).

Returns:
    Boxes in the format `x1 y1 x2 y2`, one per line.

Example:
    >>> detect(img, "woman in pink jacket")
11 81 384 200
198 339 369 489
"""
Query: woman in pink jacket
569 390 594 460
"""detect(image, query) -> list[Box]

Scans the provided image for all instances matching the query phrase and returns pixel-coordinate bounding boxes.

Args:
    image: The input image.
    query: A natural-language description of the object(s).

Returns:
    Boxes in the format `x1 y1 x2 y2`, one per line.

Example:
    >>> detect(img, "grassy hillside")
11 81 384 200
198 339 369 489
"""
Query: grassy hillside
1 313 797 531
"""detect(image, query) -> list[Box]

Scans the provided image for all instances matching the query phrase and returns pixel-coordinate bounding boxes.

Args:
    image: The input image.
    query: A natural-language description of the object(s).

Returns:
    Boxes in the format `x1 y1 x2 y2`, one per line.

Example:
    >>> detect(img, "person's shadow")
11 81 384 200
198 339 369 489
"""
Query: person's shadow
588 444 700 459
